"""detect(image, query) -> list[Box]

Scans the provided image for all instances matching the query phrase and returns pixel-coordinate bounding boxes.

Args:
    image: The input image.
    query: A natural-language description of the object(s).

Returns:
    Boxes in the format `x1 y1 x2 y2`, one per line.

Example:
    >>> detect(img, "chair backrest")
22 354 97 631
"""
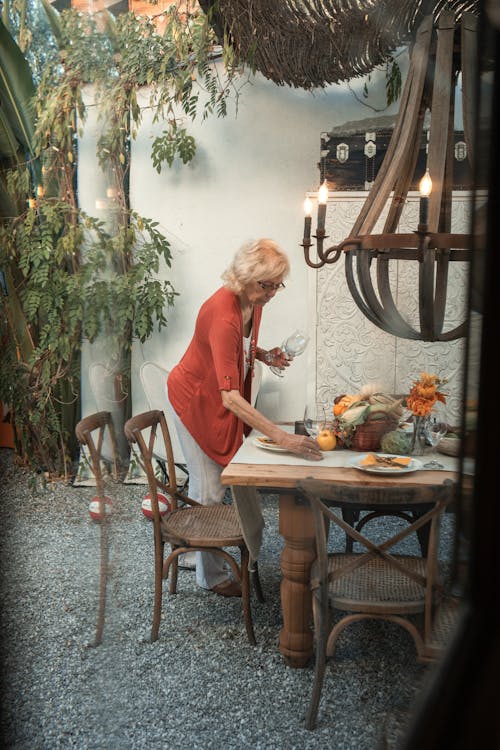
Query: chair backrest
88 362 130 462
139 360 185 465
75 411 118 492
124 410 180 519
297 478 457 627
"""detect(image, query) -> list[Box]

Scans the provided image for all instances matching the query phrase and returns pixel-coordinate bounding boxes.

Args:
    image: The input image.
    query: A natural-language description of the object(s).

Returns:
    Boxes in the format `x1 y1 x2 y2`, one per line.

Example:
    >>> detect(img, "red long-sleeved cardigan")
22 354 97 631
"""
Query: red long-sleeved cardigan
167 286 263 467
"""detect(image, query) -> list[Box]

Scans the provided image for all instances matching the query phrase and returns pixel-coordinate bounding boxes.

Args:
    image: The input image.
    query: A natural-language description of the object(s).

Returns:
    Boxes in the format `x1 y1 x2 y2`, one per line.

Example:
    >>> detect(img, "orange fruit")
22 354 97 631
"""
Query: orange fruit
317 429 337 451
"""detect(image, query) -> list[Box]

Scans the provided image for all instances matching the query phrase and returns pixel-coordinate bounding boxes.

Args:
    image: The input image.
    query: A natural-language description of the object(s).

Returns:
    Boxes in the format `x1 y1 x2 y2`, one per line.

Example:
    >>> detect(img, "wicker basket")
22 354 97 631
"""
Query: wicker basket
350 416 399 452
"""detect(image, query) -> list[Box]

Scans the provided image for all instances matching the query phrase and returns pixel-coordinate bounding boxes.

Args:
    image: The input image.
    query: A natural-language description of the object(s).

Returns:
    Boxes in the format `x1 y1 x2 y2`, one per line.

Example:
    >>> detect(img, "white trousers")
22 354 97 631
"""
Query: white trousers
166 387 229 589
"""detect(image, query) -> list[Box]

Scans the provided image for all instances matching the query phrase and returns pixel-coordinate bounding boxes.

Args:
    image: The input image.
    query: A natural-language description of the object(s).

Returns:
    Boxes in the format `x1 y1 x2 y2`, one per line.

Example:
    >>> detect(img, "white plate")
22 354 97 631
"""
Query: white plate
347 453 422 475
253 437 290 453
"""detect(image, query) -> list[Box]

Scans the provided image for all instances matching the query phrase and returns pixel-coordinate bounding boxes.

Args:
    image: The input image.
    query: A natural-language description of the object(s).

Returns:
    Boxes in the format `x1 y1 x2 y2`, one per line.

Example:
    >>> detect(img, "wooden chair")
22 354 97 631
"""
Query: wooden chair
124 409 264 644
296 478 457 730
75 411 118 646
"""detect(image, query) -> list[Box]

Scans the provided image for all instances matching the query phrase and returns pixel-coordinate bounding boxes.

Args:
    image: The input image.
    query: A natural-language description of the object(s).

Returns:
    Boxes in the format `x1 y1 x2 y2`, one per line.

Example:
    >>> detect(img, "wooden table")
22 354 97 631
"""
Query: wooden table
221 432 458 668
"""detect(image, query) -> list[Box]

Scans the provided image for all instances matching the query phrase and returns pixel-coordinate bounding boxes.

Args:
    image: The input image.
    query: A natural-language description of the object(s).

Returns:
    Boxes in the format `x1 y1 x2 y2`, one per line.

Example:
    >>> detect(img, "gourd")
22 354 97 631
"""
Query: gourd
380 429 411 455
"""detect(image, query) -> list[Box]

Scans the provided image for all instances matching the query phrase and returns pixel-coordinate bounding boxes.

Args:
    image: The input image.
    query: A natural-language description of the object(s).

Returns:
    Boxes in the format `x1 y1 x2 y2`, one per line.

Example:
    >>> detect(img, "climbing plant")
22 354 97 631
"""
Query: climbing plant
0 0 245 478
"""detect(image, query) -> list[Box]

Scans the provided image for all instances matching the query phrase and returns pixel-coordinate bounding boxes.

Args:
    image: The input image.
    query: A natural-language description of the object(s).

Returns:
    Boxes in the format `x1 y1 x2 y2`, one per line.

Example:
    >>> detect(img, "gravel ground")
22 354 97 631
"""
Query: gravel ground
0 448 454 750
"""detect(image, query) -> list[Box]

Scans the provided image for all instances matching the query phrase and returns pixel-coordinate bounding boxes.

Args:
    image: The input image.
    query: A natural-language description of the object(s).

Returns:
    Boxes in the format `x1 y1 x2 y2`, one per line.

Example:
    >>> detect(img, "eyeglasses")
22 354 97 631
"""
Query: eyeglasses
258 281 286 291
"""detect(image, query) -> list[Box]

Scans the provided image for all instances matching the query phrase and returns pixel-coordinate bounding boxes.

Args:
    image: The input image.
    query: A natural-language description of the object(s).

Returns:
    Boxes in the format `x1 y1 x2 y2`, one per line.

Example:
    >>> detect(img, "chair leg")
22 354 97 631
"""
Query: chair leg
169 550 179 594
151 539 165 642
94 513 109 646
250 561 265 603
305 611 328 730
240 546 256 646
341 508 360 552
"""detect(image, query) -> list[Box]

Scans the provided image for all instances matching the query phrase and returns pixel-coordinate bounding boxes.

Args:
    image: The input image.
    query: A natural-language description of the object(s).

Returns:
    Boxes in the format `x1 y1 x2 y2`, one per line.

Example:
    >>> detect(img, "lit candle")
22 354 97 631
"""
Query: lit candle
317 180 329 231
36 184 44 197
28 198 36 209
419 169 432 227
303 196 312 241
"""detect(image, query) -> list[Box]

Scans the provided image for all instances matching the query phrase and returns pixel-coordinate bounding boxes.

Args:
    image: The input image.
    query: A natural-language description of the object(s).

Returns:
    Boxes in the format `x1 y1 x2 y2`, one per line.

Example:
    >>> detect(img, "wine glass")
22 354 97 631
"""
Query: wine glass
423 418 448 468
303 401 332 439
268 329 310 377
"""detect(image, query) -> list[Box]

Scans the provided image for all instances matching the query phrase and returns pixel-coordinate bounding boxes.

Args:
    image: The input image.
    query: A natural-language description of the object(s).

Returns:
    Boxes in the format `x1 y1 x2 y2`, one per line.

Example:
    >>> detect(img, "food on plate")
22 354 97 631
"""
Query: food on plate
360 453 412 469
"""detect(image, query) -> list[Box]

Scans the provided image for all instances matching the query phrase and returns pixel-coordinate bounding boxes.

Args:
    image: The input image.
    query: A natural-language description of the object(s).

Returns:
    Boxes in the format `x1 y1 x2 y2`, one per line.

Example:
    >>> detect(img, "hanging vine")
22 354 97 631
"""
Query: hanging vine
0 0 246 478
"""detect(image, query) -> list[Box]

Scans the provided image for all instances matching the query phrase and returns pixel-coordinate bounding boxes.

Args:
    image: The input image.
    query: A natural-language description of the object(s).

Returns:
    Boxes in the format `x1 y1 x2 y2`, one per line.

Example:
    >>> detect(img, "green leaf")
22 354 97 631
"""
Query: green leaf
0 21 38 161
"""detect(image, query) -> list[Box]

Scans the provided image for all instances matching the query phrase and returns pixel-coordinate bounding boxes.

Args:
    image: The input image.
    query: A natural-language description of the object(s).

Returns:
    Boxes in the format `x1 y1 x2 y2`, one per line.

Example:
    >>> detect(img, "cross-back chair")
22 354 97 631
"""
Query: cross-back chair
75 411 118 646
296 477 457 730
124 409 264 644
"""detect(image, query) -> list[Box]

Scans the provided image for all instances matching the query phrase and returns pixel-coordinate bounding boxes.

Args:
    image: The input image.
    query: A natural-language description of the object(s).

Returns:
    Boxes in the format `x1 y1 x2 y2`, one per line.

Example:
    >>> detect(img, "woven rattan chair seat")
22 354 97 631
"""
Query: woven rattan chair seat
317 554 429 614
163 504 243 547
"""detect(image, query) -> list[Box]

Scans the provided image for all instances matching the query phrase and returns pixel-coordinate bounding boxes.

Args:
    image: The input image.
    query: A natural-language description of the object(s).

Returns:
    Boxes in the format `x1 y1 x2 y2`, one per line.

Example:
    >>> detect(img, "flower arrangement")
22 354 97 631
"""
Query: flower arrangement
406 372 447 417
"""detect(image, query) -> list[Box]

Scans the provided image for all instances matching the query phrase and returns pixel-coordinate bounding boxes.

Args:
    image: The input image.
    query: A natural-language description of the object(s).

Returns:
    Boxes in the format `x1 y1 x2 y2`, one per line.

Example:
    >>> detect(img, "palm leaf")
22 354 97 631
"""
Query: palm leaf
0 20 37 156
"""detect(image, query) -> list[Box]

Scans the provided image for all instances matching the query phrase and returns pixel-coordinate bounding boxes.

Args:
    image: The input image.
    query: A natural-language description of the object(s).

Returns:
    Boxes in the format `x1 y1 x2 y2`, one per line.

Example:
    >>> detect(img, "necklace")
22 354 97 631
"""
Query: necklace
245 334 256 376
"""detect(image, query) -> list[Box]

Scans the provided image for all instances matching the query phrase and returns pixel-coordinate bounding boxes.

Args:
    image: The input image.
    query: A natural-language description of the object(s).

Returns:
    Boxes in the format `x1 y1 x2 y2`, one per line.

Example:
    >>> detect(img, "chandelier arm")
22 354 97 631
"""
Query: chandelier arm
376 257 425 339
322 245 343 264
302 242 329 269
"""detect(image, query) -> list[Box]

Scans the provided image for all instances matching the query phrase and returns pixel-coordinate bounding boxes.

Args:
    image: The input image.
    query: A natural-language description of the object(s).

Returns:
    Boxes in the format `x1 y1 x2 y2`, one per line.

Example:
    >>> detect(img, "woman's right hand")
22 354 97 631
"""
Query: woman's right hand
263 347 291 372
279 432 323 460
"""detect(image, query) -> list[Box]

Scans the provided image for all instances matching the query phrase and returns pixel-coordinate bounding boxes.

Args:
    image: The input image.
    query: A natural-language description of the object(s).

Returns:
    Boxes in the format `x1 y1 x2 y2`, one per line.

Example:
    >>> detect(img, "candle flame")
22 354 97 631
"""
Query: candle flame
419 169 432 197
318 180 329 204
303 196 312 216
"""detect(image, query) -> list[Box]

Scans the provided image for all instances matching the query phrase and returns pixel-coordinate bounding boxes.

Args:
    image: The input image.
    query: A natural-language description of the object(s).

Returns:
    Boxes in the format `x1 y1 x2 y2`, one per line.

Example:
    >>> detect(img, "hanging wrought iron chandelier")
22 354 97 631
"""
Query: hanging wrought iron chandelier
301 11 476 342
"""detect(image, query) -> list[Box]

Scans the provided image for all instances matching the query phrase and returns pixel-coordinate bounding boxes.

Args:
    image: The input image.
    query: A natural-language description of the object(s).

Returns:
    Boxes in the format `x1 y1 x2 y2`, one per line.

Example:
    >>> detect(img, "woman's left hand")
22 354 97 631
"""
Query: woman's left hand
279 432 323 460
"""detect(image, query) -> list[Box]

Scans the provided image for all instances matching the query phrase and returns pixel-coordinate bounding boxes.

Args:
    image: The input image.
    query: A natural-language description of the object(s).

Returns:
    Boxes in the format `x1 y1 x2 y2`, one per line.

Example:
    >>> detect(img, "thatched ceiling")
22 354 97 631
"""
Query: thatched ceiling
199 0 481 89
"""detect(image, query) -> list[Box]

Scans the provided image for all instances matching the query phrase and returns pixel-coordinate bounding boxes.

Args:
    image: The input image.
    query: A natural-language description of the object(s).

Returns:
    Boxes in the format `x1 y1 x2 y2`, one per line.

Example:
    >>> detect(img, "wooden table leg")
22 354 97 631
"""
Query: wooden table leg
278 493 316 668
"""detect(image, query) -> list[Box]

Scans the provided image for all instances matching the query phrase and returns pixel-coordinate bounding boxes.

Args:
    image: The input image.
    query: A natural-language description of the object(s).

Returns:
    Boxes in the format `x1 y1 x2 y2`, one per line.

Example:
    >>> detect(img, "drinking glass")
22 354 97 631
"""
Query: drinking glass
303 402 332 439
423 418 448 468
268 329 309 377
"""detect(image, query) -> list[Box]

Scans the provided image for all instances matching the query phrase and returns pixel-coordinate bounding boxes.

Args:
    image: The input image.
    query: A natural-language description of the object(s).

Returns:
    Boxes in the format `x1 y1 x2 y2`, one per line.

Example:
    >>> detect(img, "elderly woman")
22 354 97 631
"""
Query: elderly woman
167 238 322 597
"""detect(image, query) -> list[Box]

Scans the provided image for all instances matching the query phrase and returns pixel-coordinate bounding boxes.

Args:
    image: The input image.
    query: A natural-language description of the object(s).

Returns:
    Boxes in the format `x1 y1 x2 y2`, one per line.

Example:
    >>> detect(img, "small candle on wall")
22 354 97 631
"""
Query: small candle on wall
419 169 432 227
317 180 329 231
303 196 312 240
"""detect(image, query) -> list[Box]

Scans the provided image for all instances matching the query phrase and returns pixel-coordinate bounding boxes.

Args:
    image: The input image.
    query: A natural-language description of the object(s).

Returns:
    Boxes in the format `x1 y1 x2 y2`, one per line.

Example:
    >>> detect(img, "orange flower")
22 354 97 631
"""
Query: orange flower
407 372 447 417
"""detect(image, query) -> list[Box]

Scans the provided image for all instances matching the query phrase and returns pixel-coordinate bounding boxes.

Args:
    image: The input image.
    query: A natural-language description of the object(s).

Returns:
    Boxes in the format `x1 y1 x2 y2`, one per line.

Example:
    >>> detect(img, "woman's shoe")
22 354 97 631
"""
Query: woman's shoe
211 579 242 597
